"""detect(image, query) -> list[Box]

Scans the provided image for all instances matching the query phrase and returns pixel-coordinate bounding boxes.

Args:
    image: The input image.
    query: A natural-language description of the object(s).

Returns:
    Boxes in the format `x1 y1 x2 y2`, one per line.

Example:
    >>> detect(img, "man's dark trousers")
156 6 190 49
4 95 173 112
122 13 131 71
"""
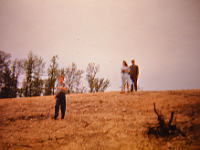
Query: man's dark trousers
131 78 138 91
55 94 66 119
130 64 139 92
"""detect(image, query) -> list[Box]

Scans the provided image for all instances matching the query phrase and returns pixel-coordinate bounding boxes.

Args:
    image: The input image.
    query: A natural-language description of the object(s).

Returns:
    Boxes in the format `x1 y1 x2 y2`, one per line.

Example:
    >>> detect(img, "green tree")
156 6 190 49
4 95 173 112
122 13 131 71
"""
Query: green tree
23 51 34 97
0 51 11 86
94 78 110 92
64 62 84 94
32 78 44 96
21 79 28 97
0 51 11 98
32 56 45 96
10 59 24 97
44 78 51 96
86 63 99 93
86 63 110 93
23 51 45 97
47 55 59 95
44 67 64 96
58 68 65 76
1 65 12 98
17 88 23 97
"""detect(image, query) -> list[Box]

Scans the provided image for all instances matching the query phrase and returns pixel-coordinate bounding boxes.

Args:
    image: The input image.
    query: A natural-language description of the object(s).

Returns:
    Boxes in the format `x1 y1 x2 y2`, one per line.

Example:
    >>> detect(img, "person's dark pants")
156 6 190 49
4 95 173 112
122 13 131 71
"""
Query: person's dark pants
55 94 66 119
131 78 138 91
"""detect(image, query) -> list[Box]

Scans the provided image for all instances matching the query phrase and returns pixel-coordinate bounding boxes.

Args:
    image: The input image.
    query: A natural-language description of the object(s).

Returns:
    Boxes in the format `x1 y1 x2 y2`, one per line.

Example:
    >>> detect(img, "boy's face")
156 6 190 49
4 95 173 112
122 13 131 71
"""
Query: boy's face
59 77 64 84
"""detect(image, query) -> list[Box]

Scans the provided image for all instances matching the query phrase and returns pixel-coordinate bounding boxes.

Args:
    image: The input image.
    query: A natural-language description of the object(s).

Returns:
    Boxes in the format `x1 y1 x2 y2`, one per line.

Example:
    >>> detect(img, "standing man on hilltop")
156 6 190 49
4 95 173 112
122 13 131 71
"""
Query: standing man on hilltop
130 59 139 91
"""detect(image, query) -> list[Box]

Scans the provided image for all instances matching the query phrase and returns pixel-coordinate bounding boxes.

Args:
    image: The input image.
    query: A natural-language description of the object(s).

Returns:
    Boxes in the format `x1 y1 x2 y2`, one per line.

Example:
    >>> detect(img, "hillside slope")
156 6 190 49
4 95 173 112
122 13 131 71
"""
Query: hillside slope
0 90 200 150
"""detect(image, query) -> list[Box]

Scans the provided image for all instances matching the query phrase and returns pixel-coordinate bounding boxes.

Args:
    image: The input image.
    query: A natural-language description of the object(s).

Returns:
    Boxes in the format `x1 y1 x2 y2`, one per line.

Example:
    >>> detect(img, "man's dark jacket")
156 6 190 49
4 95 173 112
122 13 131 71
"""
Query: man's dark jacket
130 65 139 82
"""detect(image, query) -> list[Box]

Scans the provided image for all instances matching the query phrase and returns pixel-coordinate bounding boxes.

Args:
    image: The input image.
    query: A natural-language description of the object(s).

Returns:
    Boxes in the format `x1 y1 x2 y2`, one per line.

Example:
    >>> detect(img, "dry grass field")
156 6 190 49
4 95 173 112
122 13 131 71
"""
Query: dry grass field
0 90 200 150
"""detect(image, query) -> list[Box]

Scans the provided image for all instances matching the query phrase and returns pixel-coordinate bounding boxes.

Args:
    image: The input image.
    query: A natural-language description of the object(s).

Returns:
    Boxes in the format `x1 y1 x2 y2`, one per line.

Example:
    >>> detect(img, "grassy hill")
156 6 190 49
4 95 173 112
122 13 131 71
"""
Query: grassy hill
0 90 200 150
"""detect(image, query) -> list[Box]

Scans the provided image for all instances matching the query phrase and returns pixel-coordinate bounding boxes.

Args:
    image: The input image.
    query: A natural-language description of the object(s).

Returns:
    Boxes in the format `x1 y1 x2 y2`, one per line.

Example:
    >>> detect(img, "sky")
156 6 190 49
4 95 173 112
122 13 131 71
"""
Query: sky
0 0 200 91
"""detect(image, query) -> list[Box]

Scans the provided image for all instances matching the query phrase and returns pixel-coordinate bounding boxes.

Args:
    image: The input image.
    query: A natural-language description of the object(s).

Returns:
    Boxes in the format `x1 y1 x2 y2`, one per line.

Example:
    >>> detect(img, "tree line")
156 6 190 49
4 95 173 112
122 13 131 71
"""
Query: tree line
0 51 110 98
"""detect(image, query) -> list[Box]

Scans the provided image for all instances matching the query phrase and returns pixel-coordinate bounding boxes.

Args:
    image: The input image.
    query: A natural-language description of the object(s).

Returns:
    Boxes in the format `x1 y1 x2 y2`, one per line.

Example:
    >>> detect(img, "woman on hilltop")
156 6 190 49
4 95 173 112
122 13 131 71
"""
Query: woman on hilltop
121 60 132 92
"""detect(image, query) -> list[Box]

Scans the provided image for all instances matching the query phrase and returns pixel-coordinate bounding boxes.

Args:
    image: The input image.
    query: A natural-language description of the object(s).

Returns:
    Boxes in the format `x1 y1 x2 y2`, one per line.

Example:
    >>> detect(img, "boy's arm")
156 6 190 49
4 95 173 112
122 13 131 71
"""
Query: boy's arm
55 91 57 98
57 84 67 91
63 83 67 91
57 86 67 90
55 92 57 97
63 86 67 90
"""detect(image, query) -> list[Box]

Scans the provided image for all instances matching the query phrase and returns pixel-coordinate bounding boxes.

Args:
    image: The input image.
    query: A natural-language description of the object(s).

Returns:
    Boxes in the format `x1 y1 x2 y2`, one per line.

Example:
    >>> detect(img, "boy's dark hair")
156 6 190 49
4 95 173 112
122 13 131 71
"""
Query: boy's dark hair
59 75 64 80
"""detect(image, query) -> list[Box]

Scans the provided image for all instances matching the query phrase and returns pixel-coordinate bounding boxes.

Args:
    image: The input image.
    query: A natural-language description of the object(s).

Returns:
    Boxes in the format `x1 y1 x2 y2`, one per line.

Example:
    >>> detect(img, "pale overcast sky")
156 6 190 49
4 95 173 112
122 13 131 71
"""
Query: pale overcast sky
0 0 200 91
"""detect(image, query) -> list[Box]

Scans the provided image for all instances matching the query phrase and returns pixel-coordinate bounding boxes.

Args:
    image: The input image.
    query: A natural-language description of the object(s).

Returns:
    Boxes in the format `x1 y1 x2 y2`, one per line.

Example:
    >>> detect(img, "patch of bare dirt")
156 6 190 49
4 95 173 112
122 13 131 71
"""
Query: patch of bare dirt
0 90 200 150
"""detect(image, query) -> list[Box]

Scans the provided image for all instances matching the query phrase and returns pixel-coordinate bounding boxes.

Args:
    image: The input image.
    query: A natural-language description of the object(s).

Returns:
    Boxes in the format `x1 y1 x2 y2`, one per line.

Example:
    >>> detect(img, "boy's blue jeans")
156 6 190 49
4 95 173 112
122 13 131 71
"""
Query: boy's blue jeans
55 94 66 119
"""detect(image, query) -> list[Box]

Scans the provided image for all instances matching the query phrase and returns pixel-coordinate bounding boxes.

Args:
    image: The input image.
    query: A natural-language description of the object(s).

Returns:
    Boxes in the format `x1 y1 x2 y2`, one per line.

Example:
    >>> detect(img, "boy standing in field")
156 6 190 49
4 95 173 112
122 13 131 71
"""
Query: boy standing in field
53 75 67 120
